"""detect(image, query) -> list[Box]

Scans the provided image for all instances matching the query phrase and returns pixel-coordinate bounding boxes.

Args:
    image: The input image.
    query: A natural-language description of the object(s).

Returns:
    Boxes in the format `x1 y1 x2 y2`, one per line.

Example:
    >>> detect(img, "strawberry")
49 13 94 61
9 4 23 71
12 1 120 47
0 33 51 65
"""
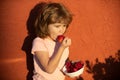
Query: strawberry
65 60 84 73
57 35 65 43
74 61 84 69
73 68 78 72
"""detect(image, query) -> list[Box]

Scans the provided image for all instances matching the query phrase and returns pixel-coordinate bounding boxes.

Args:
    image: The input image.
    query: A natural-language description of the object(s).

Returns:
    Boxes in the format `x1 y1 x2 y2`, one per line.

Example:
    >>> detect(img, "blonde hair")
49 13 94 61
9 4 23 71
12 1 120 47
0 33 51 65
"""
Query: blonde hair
35 2 73 38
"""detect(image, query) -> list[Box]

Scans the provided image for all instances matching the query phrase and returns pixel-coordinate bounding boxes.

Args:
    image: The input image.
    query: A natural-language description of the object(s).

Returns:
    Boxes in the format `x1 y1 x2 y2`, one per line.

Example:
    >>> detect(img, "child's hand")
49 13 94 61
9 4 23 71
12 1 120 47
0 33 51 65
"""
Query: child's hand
61 37 71 48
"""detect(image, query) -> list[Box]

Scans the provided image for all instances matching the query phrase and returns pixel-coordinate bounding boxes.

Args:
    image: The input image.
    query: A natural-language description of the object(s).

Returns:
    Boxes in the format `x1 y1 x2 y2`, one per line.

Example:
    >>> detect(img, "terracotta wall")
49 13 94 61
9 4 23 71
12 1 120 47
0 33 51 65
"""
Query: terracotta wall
0 0 120 80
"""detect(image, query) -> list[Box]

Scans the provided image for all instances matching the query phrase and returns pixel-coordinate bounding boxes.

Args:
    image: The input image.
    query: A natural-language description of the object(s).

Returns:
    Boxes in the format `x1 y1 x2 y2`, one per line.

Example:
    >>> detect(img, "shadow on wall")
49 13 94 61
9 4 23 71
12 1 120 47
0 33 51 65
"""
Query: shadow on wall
76 76 84 80
85 50 120 80
21 2 47 80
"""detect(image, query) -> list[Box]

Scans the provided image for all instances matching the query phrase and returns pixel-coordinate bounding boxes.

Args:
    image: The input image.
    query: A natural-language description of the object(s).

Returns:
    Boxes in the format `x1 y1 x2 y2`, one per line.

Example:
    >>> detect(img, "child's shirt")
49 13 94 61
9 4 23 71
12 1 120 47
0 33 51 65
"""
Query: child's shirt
31 37 69 80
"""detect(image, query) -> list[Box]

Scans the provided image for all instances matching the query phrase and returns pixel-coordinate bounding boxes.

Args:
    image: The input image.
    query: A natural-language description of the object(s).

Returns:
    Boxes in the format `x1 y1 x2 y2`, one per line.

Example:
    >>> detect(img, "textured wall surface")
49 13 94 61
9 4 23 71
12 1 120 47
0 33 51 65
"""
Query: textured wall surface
0 0 120 80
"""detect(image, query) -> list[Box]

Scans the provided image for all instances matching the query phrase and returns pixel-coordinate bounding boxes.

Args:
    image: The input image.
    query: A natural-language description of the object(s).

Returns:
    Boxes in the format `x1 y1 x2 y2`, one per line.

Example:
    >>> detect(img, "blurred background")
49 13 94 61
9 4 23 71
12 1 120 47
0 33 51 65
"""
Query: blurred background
0 0 120 80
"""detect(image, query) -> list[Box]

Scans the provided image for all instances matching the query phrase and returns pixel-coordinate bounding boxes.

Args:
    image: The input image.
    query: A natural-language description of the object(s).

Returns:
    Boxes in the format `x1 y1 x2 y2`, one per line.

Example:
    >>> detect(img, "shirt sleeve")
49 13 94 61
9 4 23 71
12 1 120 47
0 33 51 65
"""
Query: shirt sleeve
31 38 48 54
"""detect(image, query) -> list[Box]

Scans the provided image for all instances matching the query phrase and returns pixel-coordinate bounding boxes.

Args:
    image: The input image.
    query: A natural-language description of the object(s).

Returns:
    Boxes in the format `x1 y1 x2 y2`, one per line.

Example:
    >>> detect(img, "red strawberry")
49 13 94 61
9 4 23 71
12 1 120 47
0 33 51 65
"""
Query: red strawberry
74 61 84 69
65 60 84 73
73 68 78 72
65 61 71 68
57 35 65 43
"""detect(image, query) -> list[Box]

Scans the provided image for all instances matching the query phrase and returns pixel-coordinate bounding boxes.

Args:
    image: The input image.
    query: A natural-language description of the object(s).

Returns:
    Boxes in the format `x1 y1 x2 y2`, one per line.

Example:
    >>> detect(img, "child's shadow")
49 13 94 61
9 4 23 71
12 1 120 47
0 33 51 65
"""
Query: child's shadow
21 2 47 80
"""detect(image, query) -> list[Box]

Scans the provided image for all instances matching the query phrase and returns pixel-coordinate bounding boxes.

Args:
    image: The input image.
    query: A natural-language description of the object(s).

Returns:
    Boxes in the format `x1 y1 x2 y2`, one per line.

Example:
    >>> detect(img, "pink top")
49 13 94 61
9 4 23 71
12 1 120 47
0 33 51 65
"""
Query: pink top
31 37 69 80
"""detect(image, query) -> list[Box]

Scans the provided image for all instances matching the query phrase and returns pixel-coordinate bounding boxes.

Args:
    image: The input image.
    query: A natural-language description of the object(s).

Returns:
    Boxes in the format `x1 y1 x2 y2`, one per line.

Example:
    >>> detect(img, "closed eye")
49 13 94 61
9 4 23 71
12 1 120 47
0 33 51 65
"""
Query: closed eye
63 25 67 27
55 25 60 28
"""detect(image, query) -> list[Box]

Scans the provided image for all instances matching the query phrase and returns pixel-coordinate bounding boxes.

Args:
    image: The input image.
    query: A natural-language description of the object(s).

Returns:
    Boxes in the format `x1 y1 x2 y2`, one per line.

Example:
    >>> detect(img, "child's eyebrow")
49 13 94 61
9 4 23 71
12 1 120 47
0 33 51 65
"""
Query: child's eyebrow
54 24 66 26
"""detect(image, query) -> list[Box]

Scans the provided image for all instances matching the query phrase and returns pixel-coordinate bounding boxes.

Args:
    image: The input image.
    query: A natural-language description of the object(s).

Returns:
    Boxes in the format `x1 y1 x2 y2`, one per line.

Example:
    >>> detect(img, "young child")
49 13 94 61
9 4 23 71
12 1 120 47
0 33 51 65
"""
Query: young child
31 2 73 80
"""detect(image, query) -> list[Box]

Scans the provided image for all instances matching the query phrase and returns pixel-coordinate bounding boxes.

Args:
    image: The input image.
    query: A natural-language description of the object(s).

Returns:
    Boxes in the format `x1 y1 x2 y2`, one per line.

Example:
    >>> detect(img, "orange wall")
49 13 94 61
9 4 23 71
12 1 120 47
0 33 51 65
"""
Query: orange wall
0 0 120 80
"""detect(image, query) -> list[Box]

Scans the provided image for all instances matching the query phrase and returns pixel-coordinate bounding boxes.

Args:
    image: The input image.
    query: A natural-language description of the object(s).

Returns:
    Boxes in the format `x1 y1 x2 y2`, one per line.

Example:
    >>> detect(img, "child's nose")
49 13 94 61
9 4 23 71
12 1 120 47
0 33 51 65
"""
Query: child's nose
59 28 65 34
59 27 64 32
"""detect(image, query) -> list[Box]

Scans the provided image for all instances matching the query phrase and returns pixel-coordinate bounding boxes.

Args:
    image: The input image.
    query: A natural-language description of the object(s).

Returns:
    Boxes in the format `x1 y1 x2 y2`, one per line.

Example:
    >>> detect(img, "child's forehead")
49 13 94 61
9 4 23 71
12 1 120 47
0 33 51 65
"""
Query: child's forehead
51 16 68 24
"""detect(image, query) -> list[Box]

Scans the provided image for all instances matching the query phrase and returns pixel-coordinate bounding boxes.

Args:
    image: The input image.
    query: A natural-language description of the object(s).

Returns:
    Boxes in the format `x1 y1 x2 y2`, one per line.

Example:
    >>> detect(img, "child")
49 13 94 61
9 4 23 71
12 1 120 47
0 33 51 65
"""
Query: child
31 2 73 80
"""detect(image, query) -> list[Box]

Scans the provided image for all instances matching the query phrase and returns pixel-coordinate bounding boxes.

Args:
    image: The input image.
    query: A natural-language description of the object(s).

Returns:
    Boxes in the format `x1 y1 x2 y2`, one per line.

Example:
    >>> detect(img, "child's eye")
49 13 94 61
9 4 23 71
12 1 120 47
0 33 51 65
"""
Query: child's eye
55 25 60 28
63 25 67 27
54 24 67 28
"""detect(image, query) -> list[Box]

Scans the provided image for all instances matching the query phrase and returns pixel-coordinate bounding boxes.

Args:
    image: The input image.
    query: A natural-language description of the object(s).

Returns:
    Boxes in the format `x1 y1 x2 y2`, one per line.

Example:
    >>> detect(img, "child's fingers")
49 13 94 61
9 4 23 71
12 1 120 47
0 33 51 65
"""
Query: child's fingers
62 37 71 46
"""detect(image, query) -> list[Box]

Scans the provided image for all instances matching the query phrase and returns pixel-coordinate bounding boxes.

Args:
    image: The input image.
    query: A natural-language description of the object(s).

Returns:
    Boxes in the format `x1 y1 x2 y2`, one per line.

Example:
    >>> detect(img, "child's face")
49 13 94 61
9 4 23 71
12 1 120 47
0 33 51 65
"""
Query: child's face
48 23 67 40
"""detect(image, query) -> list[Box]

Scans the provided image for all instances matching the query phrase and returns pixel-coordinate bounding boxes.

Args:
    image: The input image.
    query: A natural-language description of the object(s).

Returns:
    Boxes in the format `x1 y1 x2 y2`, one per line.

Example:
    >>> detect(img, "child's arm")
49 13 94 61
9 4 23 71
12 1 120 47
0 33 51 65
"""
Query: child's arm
35 37 71 74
